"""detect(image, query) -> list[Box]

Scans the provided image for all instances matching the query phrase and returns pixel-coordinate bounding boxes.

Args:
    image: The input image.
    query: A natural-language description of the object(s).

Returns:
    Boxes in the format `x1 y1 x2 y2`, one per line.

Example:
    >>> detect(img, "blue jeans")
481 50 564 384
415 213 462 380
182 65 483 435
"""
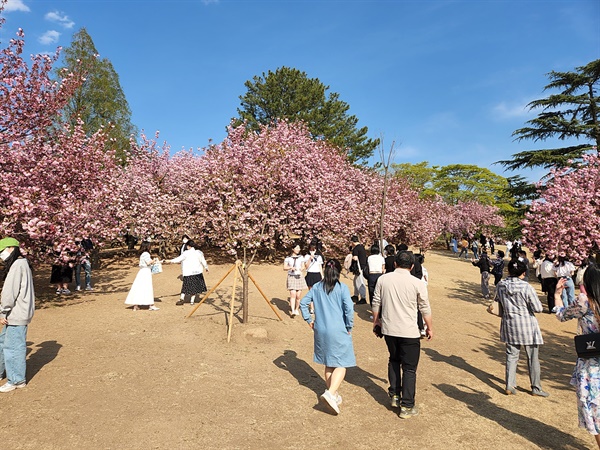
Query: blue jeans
561 277 575 306
75 259 92 287
0 325 28 385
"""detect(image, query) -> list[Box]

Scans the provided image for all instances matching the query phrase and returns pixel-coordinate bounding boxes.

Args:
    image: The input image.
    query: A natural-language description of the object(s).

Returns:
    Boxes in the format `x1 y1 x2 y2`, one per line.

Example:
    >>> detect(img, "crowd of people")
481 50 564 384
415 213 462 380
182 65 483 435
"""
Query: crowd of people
1 231 600 447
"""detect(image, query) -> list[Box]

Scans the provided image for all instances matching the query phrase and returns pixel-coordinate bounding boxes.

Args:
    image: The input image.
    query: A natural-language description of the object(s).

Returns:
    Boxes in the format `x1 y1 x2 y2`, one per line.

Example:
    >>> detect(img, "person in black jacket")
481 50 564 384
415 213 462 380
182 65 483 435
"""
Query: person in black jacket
472 251 491 299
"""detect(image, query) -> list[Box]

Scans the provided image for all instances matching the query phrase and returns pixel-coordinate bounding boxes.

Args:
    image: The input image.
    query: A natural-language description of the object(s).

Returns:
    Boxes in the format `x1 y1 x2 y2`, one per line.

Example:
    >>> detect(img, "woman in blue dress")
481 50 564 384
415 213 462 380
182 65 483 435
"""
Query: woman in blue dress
300 259 356 415
555 264 600 448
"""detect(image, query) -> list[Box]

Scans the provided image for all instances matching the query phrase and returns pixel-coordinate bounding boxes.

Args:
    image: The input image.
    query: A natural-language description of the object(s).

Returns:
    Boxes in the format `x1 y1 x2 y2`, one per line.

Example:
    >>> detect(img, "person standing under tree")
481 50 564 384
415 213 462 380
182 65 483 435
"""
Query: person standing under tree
0 237 34 392
167 240 209 306
283 244 307 317
300 259 355 415
350 236 368 304
74 236 94 291
124 241 160 311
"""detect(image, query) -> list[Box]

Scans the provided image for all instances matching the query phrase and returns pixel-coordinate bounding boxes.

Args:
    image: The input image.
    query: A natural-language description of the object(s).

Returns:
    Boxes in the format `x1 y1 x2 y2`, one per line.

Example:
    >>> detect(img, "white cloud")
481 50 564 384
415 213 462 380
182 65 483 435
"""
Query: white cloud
38 30 60 45
45 10 75 29
3 0 30 12
491 98 539 121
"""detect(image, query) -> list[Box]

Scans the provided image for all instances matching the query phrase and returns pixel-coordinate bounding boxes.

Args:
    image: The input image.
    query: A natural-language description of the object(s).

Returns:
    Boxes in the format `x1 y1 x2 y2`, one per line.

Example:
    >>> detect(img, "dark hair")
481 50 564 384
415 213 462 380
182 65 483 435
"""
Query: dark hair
1 247 24 281
519 250 527 257
186 240 196 249
308 243 317 251
395 251 413 269
584 265 600 304
533 249 542 259
415 253 425 264
397 243 408 252
507 259 527 277
370 245 380 255
350 235 359 243
497 250 505 258
322 259 341 294
140 241 151 253
385 244 395 256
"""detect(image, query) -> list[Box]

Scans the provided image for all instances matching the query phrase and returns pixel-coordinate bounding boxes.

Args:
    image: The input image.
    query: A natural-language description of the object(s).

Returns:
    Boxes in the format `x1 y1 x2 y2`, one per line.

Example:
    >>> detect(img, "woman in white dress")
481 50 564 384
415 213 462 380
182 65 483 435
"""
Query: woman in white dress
125 241 160 311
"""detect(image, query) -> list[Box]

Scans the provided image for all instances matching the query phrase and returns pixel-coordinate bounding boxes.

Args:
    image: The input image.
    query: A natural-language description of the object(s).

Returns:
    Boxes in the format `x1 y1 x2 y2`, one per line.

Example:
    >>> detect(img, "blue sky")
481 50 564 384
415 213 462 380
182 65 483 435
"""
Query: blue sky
1 0 598 182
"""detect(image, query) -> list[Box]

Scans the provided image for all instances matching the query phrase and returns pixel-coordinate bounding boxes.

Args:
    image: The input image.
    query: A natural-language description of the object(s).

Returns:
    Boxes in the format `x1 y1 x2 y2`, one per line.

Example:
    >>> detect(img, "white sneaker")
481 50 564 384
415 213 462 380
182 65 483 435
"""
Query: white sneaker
320 390 340 415
148 306 159 311
0 381 26 392
76 285 81 291
85 285 93 291
62 289 71 294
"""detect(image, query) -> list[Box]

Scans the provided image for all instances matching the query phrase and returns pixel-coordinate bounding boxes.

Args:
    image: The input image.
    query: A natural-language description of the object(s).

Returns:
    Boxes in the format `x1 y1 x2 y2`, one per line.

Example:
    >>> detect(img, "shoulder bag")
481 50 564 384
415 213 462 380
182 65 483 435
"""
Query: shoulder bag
574 333 600 358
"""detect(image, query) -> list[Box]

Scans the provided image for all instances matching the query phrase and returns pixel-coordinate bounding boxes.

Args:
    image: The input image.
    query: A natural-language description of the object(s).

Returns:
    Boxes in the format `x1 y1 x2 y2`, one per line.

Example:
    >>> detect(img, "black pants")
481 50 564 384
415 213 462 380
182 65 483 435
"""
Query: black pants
542 277 558 312
367 273 383 304
384 335 421 408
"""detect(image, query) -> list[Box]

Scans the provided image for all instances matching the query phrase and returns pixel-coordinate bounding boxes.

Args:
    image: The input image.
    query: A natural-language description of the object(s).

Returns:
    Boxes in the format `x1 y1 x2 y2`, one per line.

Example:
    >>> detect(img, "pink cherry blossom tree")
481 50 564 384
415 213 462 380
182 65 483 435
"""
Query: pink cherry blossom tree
522 153 600 262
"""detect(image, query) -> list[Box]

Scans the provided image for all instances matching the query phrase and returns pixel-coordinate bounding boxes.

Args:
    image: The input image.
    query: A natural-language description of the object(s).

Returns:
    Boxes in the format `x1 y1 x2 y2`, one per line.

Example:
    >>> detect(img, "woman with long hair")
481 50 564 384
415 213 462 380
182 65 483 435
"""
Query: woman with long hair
0 237 35 392
124 241 160 311
167 239 209 306
556 265 600 448
299 259 356 415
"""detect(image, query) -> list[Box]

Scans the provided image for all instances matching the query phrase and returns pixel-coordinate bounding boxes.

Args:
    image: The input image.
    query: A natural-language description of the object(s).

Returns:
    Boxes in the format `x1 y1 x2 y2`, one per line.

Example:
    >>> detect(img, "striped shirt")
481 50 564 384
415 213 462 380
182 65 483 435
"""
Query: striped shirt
497 277 544 345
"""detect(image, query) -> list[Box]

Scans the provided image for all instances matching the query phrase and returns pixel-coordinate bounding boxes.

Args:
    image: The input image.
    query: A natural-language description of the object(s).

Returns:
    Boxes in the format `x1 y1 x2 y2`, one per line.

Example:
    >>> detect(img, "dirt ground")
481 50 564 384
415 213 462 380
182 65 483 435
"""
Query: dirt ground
0 246 594 449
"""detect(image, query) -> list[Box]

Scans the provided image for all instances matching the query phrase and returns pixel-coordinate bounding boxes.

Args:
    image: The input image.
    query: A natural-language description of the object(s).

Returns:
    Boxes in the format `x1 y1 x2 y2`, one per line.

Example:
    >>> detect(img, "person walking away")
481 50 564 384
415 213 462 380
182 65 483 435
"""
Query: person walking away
555 265 600 449
366 245 385 305
384 244 396 274
350 236 368 304
555 253 576 306
299 259 356 415
167 240 209 306
450 236 458 255
0 238 34 392
372 251 433 418
518 250 531 282
74 236 94 291
471 239 479 260
472 251 492 299
283 244 307 317
491 250 505 288
124 241 160 311
540 253 558 313
458 238 469 259
496 259 548 397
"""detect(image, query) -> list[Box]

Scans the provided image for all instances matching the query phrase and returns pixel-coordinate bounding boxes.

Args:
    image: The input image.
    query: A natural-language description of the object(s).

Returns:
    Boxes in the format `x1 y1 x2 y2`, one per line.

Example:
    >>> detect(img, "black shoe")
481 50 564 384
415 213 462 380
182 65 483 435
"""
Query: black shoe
357 299 367 305
176 300 184 306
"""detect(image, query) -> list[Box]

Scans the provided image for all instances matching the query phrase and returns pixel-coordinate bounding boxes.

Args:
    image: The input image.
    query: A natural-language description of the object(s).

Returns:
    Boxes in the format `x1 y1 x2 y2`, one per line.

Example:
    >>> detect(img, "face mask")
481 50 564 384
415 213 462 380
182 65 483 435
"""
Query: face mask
0 249 12 261
182 238 189 244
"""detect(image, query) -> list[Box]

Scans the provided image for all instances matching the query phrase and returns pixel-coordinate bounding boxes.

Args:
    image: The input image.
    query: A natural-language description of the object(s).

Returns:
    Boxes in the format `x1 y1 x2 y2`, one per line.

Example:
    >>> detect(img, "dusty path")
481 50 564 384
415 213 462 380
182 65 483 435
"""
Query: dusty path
0 247 593 449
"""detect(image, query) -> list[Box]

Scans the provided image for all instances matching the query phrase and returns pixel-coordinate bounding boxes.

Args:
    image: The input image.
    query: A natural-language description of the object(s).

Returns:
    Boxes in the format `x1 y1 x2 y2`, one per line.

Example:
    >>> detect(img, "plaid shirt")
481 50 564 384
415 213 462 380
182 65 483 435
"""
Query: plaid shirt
497 277 543 345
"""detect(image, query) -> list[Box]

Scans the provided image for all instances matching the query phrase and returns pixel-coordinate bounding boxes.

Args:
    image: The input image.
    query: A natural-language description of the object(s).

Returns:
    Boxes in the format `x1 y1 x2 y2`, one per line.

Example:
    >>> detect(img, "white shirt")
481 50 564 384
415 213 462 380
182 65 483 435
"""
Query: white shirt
540 260 556 279
284 255 306 275
304 253 323 273
367 254 385 274
171 249 208 276
554 261 575 278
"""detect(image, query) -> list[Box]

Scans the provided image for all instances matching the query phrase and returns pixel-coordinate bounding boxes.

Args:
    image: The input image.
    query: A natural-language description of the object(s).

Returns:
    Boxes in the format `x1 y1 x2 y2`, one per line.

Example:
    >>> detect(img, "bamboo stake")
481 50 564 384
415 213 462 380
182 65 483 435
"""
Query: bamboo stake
248 271 283 321
227 262 240 342
186 262 237 319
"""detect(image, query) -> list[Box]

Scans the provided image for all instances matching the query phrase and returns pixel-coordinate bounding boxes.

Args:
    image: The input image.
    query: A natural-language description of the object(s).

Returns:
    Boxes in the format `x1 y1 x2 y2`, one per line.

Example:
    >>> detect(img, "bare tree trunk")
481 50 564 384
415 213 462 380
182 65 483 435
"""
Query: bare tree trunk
379 138 396 248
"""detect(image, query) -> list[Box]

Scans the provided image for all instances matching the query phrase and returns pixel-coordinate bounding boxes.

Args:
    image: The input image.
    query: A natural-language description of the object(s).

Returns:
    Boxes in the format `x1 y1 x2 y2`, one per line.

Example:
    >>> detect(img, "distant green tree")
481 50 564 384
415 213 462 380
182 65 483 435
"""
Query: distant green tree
498 59 600 171
390 161 438 197
56 28 137 160
235 67 378 163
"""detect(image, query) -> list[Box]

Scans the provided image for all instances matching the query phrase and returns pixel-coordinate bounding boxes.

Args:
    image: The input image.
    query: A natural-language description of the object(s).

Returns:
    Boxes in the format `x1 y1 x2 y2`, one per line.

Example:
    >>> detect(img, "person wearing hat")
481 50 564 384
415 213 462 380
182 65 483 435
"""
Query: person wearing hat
0 237 35 392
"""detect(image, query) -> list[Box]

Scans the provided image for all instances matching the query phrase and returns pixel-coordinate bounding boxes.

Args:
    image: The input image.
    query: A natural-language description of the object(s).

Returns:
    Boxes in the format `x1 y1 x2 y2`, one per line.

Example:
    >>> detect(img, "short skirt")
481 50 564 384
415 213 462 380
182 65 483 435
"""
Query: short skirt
287 273 307 291
305 272 322 288
181 273 207 295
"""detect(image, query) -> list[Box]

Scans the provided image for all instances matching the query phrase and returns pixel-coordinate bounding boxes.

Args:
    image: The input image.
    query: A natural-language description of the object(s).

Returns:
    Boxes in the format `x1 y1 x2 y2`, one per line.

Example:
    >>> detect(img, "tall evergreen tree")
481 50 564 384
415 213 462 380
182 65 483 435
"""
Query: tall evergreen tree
235 67 378 163
498 59 600 171
56 28 137 160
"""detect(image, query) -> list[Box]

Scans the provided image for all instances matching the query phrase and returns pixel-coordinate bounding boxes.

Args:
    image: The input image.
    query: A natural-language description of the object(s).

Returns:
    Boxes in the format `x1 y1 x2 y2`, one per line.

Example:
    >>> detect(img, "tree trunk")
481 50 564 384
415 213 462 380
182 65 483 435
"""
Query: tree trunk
242 265 249 323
